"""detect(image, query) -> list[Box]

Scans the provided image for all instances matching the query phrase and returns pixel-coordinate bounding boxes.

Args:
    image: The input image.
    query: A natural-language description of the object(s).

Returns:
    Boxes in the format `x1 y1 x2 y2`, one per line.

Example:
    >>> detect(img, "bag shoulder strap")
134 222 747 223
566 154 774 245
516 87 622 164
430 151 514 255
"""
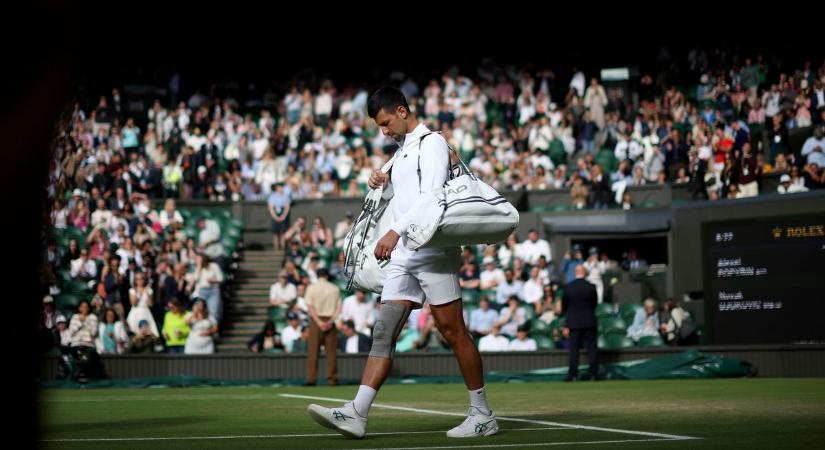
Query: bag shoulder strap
417 131 473 193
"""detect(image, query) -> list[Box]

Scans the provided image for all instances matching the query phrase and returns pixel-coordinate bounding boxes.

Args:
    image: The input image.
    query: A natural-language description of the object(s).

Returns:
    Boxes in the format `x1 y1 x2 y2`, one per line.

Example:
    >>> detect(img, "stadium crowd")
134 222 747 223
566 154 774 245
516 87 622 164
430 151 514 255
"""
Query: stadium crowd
43 48 821 364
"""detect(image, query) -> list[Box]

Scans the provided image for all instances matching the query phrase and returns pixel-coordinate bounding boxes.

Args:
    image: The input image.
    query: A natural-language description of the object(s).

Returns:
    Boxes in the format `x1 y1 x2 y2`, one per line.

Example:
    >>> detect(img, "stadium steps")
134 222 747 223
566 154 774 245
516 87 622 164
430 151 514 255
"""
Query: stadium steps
217 248 284 353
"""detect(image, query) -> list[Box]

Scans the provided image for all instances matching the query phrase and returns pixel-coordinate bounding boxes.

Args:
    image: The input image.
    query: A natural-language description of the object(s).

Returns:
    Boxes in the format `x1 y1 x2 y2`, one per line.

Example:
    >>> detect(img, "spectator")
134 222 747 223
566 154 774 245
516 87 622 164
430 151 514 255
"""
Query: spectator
627 298 661 342
338 289 375 336
570 176 589 209
623 248 648 271
184 299 219 354
495 296 527 337
522 266 544 312
458 263 481 291
561 244 585 283
95 308 128 354
310 217 334 249
507 326 538 351
157 199 184 230
497 233 519 268
777 174 805 194
495 269 524 307
248 321 282 353
660 299 697 345
479 256 505 290
55 315 71 347
468 296 499 339
126 272 159 337
192 253 224 324
477 324 510 352
270 271 298 308
583 246 606 303
196 217 224 267
70 248 97 281
735 143 760 198
69 300 99 348
561 265 599 381
280 312 304 353
333 211 354 248
584 78 608 129
130 319 162 353
162 299 190 354
337 320 372 354
517 229 552 265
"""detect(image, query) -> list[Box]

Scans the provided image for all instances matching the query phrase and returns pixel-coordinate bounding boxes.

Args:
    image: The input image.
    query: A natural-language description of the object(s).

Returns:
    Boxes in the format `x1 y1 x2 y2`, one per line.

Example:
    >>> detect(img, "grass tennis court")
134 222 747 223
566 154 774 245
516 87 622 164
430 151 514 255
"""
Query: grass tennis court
40 378 825 449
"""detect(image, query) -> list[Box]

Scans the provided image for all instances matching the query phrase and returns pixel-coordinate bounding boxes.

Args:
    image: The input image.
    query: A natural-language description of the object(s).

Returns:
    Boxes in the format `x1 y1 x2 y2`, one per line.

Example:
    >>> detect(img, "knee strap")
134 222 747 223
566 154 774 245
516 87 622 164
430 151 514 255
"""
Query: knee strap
369 301 411 359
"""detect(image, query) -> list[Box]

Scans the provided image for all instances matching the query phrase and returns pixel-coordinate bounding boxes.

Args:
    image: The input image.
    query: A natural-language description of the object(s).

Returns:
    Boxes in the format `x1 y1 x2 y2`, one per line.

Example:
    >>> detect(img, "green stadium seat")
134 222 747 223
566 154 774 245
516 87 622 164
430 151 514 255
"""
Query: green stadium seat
600 334 634 349
552 204 571 212
638 335 666 347
619 304 642 323
214 209 232 221
523 305 537 321
64 279 91 295
529 319 549 335
595 303 615 319
461 290 480 305
529 206 549 213
55 293 82 313
640 200 658 209
535 335 554 349
599 317 627 335
548 140 567 166
479 289 497 301
268 306 287 322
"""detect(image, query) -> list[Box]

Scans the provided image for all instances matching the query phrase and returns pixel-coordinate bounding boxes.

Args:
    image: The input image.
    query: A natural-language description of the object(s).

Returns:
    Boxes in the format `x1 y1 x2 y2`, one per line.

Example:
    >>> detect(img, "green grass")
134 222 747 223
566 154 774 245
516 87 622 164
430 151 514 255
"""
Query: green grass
40 379 825 449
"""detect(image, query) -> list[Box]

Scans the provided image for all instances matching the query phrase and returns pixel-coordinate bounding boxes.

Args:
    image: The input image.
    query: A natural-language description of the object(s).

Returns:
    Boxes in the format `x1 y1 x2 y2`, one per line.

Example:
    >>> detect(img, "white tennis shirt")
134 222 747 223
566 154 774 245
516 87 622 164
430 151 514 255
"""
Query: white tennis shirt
387 123 457 267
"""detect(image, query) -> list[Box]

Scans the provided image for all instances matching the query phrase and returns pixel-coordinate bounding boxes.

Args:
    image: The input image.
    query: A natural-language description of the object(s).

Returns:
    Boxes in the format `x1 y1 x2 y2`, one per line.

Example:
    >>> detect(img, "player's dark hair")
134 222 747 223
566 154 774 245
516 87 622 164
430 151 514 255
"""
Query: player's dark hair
367 86 409 119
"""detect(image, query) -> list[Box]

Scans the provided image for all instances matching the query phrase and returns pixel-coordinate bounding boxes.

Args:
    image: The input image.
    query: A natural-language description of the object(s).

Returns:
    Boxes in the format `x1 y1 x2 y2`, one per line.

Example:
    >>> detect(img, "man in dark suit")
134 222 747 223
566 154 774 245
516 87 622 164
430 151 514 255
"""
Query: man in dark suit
337 320 372 354
561 264 599 381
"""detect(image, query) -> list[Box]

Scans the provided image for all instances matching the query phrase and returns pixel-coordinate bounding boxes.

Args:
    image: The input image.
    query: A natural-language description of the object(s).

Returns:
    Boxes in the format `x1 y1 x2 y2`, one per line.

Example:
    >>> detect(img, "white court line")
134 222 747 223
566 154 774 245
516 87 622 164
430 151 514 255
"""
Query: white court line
41 427 566 443
340 438 684 450
280 393 699 441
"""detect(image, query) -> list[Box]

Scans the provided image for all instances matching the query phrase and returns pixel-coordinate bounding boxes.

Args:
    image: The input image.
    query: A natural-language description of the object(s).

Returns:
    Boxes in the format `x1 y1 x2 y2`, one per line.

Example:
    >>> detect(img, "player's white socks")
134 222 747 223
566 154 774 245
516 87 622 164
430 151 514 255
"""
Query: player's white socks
468 386 491 415
353 385 377 417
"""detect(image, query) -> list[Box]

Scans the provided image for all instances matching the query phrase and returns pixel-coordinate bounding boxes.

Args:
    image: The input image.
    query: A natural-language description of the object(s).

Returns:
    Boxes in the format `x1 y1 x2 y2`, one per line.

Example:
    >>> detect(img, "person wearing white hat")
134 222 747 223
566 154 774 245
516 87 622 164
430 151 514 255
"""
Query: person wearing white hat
43 295 59 330
479 256 505 290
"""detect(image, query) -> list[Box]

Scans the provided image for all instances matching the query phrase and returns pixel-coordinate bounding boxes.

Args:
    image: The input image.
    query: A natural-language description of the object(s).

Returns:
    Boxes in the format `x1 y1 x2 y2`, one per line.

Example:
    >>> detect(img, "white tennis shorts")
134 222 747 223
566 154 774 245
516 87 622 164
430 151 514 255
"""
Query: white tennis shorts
381 249 462 306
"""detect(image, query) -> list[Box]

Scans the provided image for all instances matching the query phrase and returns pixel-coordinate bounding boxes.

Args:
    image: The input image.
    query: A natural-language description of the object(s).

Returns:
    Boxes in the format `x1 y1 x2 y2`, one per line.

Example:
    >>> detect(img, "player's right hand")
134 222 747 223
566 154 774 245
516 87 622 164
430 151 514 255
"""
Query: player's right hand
368 171 389 189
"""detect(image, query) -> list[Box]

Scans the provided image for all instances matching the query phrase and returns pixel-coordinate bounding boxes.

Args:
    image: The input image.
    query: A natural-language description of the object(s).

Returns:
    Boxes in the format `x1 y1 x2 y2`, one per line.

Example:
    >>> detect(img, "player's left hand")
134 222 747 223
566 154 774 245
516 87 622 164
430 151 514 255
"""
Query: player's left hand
375 230 400 261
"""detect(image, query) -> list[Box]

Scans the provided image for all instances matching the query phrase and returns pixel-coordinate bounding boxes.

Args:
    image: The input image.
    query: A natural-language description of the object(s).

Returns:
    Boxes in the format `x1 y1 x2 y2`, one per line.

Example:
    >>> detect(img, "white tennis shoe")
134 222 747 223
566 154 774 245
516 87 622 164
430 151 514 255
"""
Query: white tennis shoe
307 402 368 439
446 406 499 437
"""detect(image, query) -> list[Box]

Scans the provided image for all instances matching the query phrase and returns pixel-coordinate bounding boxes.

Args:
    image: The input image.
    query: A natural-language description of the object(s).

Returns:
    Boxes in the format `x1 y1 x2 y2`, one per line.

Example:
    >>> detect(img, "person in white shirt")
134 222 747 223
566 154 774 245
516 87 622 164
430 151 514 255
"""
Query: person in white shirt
333 212 354 248
158 199 184 230
777 174 803 194
583 247 607 303
479 257 505 290
280 312 304 353
70 248 97 281
338 290 376 336
307 87 497 439
518 230 552 267
614 134 643 162
507 327 538 351
270 272 298 308
197 217 224 261
90 199 112 229
522 267 544 311
478 324 510 352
